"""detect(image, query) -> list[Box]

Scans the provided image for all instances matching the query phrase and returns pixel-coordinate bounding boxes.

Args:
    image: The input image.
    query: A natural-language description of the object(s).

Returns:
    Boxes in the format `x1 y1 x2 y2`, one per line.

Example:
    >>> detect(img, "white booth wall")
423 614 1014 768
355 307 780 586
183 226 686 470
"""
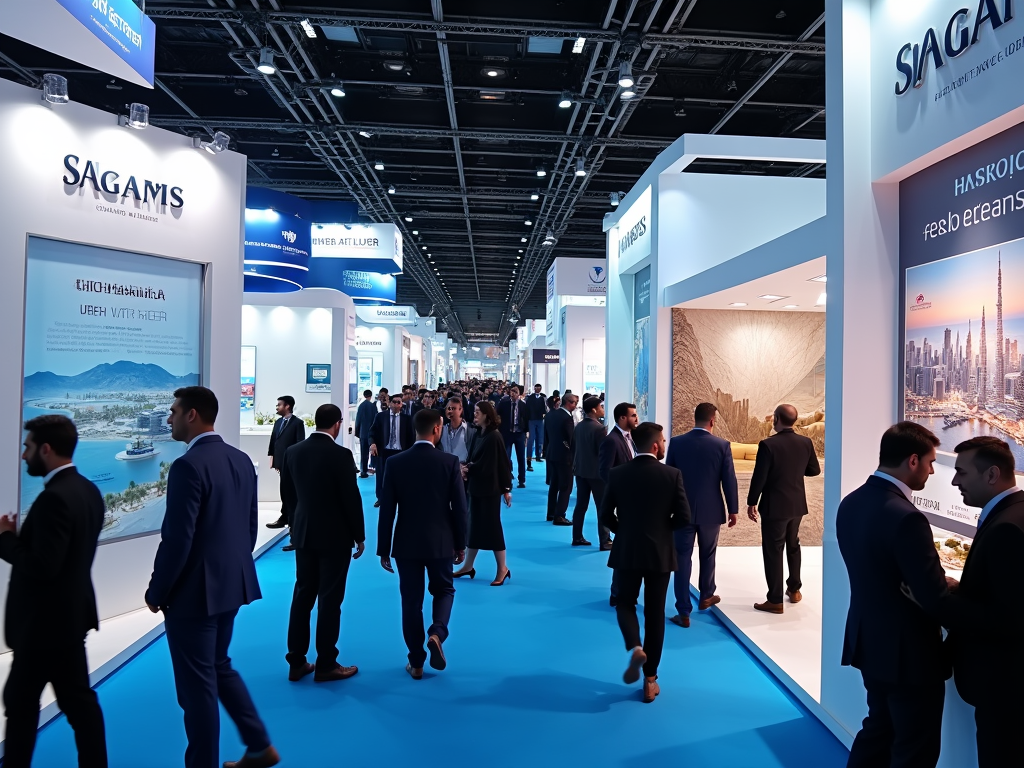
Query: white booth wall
558 305 606 395
0 77 247 644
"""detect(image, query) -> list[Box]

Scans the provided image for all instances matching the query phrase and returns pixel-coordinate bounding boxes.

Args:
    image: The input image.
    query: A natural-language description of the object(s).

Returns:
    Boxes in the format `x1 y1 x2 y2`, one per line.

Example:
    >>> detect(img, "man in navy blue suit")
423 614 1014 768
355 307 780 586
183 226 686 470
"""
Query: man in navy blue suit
665 403 738 628
498 384 530 488
378 408 468 679
146 387 279 768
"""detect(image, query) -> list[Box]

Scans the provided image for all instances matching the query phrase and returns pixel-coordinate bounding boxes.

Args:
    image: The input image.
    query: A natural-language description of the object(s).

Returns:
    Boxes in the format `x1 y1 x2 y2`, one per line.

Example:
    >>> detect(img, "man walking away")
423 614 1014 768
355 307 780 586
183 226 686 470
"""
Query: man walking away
747 404 821 614
838 422 951 768
665 403 738 628
571 396 611 548
599 402 639 604
600 422 690 704
0 415 107 768
544 393 577 526
280 404 365 684
354 389 377 478
525 383 548 470
146 386 279 768
378 409 468 679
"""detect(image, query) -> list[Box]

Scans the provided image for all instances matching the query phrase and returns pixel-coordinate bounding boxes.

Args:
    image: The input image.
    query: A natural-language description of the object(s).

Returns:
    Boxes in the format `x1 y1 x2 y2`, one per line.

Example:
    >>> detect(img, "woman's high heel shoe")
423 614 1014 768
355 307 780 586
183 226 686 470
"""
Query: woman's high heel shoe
454 568 476 579
490 569 511 586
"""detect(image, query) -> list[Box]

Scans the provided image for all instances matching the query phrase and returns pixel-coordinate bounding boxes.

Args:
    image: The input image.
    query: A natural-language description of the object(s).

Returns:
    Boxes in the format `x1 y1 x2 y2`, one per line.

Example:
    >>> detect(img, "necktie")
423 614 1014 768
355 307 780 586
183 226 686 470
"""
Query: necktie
391 414 398 448
513 402 518 431
626 432 636 458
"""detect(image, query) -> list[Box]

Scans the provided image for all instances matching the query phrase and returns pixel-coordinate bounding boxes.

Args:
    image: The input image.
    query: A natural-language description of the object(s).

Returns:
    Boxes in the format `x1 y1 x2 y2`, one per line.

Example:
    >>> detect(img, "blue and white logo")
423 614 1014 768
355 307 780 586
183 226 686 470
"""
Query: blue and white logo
282 230 297 244
589 265 606 284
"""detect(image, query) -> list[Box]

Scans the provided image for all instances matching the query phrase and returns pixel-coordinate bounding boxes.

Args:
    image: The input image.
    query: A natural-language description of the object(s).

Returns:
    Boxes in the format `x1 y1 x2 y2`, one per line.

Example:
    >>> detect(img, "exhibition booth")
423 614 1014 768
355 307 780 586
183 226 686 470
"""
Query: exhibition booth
545 257 608 395
354 305 443 392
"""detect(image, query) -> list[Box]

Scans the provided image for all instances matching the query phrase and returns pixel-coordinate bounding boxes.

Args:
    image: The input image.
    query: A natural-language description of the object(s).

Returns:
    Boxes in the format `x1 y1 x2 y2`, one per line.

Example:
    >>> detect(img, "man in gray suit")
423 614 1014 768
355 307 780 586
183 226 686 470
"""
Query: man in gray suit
571 396 611 548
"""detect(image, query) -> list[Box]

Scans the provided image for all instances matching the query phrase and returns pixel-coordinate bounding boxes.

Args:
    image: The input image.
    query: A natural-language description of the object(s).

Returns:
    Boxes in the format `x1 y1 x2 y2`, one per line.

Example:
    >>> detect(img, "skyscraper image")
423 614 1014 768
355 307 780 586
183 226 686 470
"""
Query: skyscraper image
996 252 1005 401
966 320 973 394
980 306 987 407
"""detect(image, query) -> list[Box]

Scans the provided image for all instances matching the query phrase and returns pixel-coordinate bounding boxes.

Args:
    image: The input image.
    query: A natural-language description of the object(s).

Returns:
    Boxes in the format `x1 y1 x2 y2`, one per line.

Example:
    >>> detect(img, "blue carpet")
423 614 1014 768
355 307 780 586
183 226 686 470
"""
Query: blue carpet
31 474 849 768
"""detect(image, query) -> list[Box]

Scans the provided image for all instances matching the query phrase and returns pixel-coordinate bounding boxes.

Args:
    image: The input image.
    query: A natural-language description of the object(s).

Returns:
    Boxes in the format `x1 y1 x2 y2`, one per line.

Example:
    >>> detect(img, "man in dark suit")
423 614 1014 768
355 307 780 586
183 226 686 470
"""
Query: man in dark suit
0 415 107 768
571 396 610 548
600 422 690 704
378 409 468 679
665 403 738 628
746 403 821 613
146 386 279 768
353 389 378 478
266 395 306 531
525 383 548 470
370 394 414 507
280 404 365 684
945 436 1024 768
498 385 530 489
599 403 639 604
544 393 577 526
837 422 951 768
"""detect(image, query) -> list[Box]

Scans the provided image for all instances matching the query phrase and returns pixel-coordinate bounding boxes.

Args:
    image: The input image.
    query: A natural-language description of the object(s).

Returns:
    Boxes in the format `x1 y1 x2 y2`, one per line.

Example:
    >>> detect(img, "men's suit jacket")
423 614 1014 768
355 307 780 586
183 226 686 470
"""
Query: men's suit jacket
573 417 606 480
598 428 632 482
280 433 365 551
371 410 414 452
943 490 1024 705
353 400 378 441
543 408 575 465
146 435 261 618
665 429 738 525
497 397 529 439
836 475 950 686
600 456 691 572
268 415 305 468
746 428 821 519
0 467 103 651
524 392 548 421
377 443 469 559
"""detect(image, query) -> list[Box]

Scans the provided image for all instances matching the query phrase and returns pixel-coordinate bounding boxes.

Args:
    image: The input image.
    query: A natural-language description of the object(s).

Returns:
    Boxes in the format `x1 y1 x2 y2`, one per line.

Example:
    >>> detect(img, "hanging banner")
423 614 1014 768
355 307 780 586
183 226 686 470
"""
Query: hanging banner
311 222 403 273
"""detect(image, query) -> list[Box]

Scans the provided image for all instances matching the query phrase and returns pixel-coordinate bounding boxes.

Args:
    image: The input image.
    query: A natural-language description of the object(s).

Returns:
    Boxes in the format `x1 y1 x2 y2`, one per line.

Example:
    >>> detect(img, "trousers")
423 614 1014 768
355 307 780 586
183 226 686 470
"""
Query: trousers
527 419 545 458
847 674 944 768
286 548 353 671
395 558 456 669
673 523 721 615
614 570 671 678
546 462 573 520
760 516 802 604
359 436 371 474
504 432 528 484
571 476 611 545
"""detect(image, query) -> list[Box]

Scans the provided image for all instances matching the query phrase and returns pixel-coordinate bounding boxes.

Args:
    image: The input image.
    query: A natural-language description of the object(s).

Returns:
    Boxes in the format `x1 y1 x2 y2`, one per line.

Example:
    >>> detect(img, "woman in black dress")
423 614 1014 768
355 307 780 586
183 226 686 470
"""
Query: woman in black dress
453 400 513 586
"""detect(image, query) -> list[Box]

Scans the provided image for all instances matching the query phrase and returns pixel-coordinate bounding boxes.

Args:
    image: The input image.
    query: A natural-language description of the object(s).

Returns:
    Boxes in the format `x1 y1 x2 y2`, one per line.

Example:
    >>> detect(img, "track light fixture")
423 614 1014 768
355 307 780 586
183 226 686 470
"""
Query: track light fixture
610 192 621 206
542 230 556 247
575 159 587 177
388 184 396 194
530 192 540 201
558 91 573 108
300 19 317 38
620 86 637 100
330 84 346 98
120 102 149 129
617 61 635 88
536 166 547 178
524 219 532 226
41 73 68 104
257 47 277 75
374 159 385 170
193 131 231 154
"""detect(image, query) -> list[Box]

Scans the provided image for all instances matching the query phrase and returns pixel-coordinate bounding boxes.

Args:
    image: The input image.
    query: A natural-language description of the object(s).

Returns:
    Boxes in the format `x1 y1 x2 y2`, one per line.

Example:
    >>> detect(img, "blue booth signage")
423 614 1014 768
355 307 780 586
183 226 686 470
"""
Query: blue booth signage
57 0 156 86
243 208 311 293
305 363 331 393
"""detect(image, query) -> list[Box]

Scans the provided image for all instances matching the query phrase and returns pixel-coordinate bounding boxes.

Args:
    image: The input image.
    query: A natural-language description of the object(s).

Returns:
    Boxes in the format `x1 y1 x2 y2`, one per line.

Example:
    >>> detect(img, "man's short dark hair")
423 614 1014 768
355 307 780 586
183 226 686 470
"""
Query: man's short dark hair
380 388 389 394
774 404 798 427
390 394 403 403
24 414 78 458
418 388 428 397
510 385 520 394
315 404 342 430
583 396 601 414
534 383 542 390
632 422 663 453
879 421 940 468
613 402 637 422
954 436 1016 478
278 395 296 411
414 407 443 436
552 389 560 398
363 389 373 398
694 403 717 424
174 386 219 425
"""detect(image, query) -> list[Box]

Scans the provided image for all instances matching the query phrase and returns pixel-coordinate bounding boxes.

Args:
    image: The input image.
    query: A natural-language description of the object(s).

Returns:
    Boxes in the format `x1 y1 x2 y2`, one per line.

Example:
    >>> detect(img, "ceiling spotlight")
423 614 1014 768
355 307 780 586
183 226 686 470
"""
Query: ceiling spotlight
404 216 413 222
808 274 827 283
617 61 635 88
125 102 149 129
783 304 799 309
41 73 69 104
758 294 787 301
572 37 587 54
257 47 277 75
272 147 279 157
388 184 396 194
575 158 587 177
384 60 406 72
816 292 827 306
610 192 621 207
536 167 547 178
620 86 637 100
412 230 419 235
517 250 523 254
727 79 738 92
330 84 346 97
300 18 317 38
542 230 556 246
530 192 540 201
374 159 384 170
106 79 122 91
728 302 748 307
194 131 231 154
484 68 501 77
776 10 787 19
422 246 428 250
358 131 373 138
558 91 573 108
524 219 532 226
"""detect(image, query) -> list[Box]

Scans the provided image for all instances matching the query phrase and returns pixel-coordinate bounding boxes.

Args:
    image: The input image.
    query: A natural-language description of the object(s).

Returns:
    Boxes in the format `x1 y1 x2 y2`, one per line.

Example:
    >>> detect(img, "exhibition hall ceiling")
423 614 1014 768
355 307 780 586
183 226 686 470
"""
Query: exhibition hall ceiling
0 0 826 343
677 256 827 312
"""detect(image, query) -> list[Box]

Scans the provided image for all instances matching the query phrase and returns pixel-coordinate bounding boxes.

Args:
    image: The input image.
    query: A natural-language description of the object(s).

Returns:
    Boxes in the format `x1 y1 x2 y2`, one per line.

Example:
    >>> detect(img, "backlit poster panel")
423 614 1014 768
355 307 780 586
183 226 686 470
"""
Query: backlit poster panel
22 237 203 542
633 266 651 422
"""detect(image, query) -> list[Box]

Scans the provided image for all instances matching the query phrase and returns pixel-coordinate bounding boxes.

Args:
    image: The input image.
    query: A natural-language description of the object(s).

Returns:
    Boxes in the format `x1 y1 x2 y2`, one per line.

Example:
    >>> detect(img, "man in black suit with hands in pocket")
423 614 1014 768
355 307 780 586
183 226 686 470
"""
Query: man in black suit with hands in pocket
0 415 108 768
267 395 306 532
378 408 469 679
280 404 365 684
544 393 578 526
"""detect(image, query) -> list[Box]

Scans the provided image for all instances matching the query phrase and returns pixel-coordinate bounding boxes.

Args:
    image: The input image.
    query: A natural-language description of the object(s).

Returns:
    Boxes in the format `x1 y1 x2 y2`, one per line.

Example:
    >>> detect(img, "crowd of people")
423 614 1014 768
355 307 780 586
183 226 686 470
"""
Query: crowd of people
0 378 1020 768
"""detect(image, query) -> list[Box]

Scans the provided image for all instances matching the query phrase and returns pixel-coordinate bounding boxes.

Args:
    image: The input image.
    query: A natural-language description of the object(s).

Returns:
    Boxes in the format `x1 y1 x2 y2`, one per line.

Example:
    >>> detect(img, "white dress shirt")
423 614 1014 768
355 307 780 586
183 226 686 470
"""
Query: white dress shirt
42 463 75 486
186 431 218 452
442 421 470 462
977 486 1022 528
613 425 636 458
872 470 914 503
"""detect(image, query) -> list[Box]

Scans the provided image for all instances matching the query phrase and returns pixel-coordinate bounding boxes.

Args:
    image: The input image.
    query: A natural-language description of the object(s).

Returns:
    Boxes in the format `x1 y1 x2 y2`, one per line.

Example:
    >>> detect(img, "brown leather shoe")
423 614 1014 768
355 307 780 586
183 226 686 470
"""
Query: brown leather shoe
668 614 690 628
698 595 721 610
406 663 423 680
754 601 784 614
623 646 646 684
642 676 660 703
313 664 358 683
223 745 280 768
287 662 314 682
427 634 447 671
786 589 803 604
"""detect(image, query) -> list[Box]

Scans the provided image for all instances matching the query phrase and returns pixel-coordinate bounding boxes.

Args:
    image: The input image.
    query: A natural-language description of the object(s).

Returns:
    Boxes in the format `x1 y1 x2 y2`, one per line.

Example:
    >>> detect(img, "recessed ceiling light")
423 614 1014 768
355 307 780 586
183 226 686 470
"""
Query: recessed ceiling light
808 274 827 283
530 192 540 201
300 19 317 38
572 37 587 54
404 216 413 222
412 230 418 235
536 167 547 177
384 60 406 72
374 160 384 170
816 292 827 306
758 294 788 301
783 304 799 309
483 67 505 78
358 130 373 138
521 237 528 242
525 219 532 226
387 184 396 194
728 302 748 307
422 246 427 250
330 85 345 98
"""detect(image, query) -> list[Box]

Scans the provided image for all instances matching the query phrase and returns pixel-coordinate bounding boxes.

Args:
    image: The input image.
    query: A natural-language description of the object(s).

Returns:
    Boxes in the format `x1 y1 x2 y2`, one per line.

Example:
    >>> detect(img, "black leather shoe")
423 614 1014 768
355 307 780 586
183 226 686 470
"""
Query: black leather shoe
572 538 592 546
282 544 296 552
600 541 613 551
266 515 288 529
609 595 617 607
359 473 369 478
288 663 314 682
517 482 526 489
527 464 534 472
373 501 380 507
552 517 572 526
